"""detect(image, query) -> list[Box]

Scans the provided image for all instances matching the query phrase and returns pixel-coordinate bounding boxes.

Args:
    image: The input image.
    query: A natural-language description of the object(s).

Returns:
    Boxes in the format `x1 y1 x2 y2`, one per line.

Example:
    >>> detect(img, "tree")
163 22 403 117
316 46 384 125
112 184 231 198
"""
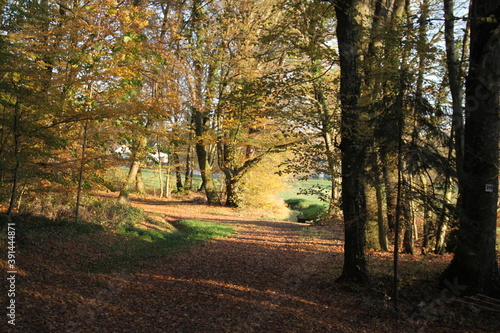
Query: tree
442 0 500 297
182 0 222 205
267 0 341 218
333 0 371 284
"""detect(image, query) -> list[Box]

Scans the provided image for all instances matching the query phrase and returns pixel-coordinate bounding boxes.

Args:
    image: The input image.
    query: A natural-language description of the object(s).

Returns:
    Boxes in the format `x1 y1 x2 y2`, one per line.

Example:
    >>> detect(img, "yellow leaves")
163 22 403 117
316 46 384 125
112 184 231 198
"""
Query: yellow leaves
480 15 498 24
116 6 150 30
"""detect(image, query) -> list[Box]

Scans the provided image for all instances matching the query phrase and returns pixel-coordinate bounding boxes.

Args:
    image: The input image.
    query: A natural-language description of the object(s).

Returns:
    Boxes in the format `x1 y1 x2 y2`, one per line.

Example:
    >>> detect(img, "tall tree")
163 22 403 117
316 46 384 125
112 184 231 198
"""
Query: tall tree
442 0 500 297
185 0 222 205
333 0 371 284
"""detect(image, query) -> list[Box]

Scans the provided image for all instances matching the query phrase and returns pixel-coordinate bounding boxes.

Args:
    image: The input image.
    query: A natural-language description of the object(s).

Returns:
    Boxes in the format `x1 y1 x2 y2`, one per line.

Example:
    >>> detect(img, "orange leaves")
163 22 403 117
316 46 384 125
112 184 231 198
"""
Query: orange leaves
3 195 499 332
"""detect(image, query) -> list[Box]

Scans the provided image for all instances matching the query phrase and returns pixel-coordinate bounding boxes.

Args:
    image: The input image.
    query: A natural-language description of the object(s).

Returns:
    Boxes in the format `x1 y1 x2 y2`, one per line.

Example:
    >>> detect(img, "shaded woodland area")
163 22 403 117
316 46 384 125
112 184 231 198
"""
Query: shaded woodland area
1 0 499 331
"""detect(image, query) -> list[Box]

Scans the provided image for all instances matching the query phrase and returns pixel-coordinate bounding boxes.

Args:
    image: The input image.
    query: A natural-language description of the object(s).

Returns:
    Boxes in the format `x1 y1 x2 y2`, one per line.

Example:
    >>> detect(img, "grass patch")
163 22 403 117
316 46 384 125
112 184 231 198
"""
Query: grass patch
1 202 236 274
91 219 235 272
279 179 331 206
293 225 338 241
176 219 236 241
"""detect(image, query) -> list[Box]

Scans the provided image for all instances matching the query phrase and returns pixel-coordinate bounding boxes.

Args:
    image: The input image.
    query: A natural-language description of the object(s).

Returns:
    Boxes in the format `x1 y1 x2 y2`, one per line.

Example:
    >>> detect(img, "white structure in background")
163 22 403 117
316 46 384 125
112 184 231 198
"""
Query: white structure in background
114 145 131 158
148 151 169 165
113 144 169 165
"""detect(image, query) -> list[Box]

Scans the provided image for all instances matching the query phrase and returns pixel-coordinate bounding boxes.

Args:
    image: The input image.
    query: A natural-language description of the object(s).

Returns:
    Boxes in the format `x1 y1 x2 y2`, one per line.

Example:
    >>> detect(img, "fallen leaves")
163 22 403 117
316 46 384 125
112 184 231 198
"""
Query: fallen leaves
2 195 499 332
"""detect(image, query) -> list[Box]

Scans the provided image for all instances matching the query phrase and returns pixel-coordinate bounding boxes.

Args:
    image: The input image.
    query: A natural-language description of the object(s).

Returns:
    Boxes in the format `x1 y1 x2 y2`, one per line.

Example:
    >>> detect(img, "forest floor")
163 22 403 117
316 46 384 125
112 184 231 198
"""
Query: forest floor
2 192 499 332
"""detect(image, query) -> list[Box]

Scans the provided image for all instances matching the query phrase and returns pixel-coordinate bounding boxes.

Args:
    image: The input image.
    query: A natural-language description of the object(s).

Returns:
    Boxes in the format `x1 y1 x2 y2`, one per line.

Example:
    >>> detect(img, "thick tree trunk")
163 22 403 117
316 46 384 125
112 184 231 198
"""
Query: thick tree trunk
442 1 500 297
118 159 142 204
194 111 220 205
117 134 148 204
223 176 240 208
334 0 370 285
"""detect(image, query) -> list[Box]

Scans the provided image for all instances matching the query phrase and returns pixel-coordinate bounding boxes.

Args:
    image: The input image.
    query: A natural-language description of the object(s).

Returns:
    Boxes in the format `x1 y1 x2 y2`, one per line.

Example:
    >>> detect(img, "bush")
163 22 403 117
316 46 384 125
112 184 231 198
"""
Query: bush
0 212 103 246
16 192 152 231
84 200 148 229
238 153 291 215
285 198 327 223
18 193 75 221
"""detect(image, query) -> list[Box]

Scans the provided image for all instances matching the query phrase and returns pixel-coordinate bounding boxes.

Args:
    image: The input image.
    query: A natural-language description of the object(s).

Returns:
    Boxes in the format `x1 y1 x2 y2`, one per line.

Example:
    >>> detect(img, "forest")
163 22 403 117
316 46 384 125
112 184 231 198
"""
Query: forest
1 0 499 331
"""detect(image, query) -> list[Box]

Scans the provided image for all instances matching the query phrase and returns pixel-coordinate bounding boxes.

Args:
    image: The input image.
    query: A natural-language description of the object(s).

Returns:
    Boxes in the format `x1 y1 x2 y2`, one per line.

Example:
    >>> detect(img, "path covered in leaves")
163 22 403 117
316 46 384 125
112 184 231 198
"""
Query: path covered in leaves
5 195 497 332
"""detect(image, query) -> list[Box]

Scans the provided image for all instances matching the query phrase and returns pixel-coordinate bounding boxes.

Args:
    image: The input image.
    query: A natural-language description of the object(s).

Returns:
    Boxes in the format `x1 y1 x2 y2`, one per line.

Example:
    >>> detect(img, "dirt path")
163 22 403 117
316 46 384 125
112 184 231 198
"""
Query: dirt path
119 195 350 332
10 194 483 332
78 195 403 332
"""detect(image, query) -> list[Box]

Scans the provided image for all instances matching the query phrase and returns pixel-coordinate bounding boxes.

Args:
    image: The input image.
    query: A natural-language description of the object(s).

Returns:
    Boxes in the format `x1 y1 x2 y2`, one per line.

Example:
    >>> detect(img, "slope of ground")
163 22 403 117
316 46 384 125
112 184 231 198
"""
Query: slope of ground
2 193 499 332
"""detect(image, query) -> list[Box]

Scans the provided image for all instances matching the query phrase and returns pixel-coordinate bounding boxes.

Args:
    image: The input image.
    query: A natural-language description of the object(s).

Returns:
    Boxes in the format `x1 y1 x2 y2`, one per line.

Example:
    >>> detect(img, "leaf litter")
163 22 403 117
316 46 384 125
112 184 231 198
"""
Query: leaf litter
2 193 499 332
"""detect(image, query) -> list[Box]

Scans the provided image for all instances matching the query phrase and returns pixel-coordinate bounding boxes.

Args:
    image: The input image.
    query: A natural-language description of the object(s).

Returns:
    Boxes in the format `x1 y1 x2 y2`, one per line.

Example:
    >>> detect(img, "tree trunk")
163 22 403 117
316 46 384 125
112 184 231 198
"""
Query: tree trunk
117 133 148 204
334 0 370 285
381 151 398 232
189 0 220 205
165 160 171 198
173 152 183 192
402 175 415 254
419 173 433 253
224 176 240 208
444 0 465 176
194 113 220 204
442 1 500 297
184 144 193 190
375 175 389 251
118 159 142 204
7 102 21 216
435 187 452 254
75 120 89 222
136 168 145 195
157 144 164 198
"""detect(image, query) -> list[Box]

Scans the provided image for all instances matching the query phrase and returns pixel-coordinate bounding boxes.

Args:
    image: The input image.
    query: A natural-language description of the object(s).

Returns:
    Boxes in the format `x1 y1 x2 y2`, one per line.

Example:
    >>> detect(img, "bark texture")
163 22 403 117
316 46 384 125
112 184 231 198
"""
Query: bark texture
442 1 500 297
334 0 370 284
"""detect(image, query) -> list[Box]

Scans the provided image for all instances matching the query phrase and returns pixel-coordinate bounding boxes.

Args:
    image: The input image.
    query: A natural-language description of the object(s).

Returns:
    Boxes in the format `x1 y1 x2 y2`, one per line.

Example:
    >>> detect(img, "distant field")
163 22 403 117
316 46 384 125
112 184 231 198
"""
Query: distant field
279 178 331 207
109 167 331 205
108 167 215 194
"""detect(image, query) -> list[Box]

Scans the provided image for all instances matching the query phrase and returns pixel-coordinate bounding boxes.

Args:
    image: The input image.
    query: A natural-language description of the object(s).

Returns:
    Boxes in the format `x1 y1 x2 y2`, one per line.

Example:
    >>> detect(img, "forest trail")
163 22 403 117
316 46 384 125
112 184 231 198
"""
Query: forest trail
119 194 353 332
85 194 406 332
9 194 489 332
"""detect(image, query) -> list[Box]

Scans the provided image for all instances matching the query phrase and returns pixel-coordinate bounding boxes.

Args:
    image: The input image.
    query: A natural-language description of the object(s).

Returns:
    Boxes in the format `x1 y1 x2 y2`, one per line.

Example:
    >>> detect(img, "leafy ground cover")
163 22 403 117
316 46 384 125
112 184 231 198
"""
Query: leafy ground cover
1 193 499 332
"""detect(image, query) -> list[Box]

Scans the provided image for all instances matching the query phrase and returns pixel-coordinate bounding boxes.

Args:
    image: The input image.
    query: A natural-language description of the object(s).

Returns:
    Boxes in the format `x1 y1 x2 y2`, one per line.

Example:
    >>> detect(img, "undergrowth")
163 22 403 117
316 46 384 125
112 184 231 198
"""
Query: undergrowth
0 196 236 273
285 198 327 223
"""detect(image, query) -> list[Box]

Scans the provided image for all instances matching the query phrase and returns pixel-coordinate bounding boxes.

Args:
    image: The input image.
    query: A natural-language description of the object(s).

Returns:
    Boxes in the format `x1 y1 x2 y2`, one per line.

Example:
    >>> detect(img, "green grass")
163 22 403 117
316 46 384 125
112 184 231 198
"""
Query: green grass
106 166 228 195
279 179 331 206
176 219 236 241
278 179 332 223
93 219 236 272
285 198 327 223
1 206 236 273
